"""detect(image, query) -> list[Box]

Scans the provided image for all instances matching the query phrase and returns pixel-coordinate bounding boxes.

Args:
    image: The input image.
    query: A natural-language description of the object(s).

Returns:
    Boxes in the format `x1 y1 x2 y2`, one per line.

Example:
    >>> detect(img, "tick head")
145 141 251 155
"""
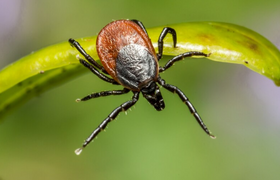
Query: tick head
141 81 165 111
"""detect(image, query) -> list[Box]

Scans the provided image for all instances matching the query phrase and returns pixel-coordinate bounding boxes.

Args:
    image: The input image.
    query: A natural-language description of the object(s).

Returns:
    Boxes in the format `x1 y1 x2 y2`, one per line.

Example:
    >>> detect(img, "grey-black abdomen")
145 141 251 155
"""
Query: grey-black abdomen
116 44 157 90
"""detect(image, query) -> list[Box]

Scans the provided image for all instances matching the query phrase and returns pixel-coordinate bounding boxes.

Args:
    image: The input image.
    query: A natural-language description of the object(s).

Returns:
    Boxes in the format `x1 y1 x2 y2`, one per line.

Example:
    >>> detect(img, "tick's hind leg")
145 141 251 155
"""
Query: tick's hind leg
76 88 130 102
75 91 140 155
157 77 215 138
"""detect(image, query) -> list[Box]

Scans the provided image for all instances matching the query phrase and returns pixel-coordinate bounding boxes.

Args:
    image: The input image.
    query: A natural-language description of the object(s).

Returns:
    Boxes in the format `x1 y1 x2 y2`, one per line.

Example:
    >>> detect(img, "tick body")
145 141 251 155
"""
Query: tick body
97 20 158 91
69 19 215 155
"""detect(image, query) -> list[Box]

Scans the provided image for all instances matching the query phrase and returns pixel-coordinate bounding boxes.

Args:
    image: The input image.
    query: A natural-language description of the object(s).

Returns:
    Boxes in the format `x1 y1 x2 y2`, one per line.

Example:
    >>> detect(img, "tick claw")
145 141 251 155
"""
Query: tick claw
75 147 83 155
210 134 216 139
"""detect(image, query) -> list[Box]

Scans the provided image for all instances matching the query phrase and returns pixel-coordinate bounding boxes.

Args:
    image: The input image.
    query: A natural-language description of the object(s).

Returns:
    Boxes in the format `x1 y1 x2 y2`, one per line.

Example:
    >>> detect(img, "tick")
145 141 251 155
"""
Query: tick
69 19 215 155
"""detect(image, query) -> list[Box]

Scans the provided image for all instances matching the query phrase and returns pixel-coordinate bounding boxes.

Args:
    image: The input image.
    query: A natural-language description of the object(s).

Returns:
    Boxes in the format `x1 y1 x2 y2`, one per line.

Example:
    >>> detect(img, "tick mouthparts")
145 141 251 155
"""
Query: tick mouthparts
75 147 84 155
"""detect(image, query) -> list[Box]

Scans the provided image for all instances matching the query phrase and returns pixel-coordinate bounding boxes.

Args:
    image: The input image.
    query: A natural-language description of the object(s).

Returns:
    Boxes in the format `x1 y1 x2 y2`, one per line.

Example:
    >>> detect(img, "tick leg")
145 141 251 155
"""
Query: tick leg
159 51 210 72
79 59 119 85
130 19 148 35
77 88 130 102
75 92 140 155
157 27 177 60
157 77 215 138
69 38 108 74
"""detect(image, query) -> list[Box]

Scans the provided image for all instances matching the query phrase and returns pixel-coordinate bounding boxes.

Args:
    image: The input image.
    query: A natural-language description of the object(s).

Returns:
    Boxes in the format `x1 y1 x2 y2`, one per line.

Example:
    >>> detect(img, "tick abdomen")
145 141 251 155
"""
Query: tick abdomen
116 44 158 90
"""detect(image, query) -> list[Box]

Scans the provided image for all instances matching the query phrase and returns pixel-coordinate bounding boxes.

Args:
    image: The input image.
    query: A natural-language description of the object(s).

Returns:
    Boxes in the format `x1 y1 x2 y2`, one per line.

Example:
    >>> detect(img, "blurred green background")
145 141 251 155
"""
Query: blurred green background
1 0 280 179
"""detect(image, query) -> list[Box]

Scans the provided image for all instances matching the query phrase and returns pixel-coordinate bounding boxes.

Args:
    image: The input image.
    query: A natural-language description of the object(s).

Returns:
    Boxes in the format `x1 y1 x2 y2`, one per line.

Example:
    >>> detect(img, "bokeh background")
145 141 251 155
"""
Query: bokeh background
1 0 280 179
